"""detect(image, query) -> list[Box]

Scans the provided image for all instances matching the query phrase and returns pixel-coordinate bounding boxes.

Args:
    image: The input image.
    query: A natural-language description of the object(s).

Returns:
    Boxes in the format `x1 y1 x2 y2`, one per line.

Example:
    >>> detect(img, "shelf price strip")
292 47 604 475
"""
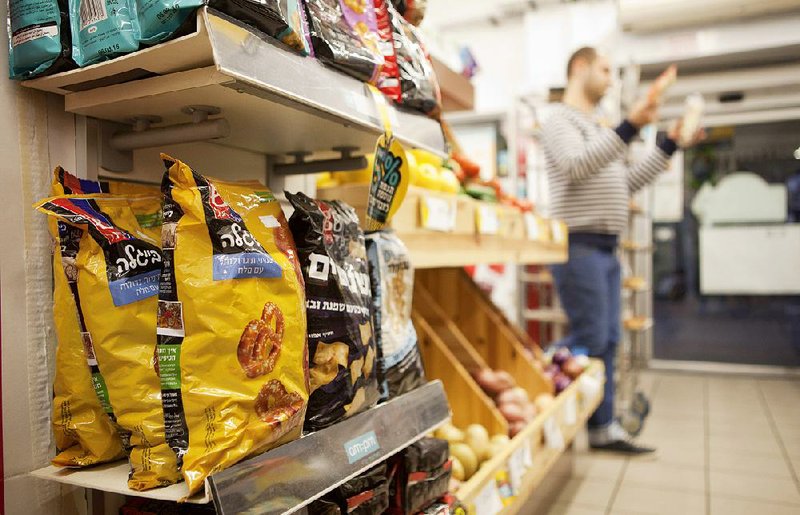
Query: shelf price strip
420 196 457 232
508 437 533 494
473 479 504 515
524 213 540 241
477 205 500 235
543 416 565 450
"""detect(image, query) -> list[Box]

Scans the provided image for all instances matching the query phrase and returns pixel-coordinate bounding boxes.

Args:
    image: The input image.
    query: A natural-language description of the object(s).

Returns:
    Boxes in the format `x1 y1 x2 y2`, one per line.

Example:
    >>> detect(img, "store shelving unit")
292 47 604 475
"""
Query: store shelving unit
20 9 575 514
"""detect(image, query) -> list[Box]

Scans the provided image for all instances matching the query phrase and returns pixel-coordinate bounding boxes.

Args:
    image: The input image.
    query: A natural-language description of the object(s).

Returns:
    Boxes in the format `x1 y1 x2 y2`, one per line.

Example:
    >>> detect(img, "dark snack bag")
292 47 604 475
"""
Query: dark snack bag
373 0 400 102
136 0 203 45
387 2 439 115
8 0 73 79
388 437 451 515
319 462 390 514
207 0 309 54
365 230 425 400
286 192 379 431
390 0 425 25
304 0 384 83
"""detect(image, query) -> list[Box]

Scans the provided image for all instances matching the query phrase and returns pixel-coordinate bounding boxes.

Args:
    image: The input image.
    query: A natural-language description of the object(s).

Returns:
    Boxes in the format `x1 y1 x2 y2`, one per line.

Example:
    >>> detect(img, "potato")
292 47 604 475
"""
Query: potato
434 423 465 443
450 443 479 479
496 387 529 406
486 440 506 459
498 401 527 423
451 456 465 481
465 424 490 461
534 393 555 412
509 420 527 437
474 368 516 396
491 434 510 446
521 401 538 422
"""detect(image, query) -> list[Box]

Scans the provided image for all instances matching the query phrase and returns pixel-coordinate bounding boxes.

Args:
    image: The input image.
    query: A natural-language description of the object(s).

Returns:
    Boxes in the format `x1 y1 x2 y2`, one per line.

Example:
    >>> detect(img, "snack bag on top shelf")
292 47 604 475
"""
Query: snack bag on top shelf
159 155 308 494
8 0 73 79
365 231 425 400
286 191 380 431
48 170 126 468
135 0 203 46
207 0 310 54
387 2 439 115
69 0 139 67
373 0 400 102
304 0 384 83
36 194 179 490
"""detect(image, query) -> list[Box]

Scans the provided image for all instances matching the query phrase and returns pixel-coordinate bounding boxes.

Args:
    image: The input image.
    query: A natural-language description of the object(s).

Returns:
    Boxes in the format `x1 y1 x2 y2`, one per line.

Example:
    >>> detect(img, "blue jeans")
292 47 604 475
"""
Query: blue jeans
551 243 621 429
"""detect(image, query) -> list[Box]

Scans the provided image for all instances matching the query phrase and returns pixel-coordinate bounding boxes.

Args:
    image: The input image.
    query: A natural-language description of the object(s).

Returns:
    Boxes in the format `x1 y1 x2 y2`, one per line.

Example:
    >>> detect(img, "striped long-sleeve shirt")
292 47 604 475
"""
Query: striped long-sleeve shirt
541 103 677 236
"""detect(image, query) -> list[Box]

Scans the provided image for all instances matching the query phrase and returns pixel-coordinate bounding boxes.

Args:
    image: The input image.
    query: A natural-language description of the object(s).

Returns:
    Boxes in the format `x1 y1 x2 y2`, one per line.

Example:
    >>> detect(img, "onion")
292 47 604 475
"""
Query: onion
552 347 572 368
554 373 572 394
496 387 529 406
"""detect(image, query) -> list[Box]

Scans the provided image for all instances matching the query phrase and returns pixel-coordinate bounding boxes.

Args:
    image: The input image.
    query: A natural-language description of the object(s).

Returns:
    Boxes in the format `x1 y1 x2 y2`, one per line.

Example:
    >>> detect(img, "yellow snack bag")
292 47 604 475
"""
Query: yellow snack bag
48 169 126 467
158 155 308 495
36 194 180 490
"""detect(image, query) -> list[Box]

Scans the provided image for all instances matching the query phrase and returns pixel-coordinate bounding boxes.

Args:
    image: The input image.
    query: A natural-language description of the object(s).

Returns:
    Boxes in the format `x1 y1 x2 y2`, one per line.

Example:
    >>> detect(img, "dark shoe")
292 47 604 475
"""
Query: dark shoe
590 439 656 455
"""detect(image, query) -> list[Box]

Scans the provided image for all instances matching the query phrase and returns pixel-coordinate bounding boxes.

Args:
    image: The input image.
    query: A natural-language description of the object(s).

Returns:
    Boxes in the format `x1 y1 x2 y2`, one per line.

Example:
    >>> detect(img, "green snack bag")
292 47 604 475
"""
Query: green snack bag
8 0 73 79
69 0 139 67
136 0 203 45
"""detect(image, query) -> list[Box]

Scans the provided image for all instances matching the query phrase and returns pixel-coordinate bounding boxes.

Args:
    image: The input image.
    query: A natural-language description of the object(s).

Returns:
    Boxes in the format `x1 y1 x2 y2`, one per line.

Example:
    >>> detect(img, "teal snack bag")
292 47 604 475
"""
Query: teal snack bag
136 0 203 45
8 0 72 79
69 0 139 66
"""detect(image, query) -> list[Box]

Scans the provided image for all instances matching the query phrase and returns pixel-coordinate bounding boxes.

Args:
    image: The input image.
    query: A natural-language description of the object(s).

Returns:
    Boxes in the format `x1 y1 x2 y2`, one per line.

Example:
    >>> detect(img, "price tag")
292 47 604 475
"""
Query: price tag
524 213 540 241
473 481 504 515
349 90 374 118
543 416 565 450
579 374 603 410
508 438 532 493
477 205 500 235
563 393 577 426
420 196 456 232
550 220 566 244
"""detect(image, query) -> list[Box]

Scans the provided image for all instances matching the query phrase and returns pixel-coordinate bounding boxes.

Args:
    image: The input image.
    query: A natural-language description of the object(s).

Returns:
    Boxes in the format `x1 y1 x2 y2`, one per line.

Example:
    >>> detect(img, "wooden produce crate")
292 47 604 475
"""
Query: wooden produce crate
414 315 508 436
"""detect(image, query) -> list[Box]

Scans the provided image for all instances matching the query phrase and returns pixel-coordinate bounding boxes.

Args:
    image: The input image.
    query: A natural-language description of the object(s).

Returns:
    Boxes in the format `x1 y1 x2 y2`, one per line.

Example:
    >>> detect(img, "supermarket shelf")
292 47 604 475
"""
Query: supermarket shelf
521 271 554 284
624 317 654 332
22 9 446 158
318 184 569 268
31 381 450 513
522 308 568 324
456 361 606 514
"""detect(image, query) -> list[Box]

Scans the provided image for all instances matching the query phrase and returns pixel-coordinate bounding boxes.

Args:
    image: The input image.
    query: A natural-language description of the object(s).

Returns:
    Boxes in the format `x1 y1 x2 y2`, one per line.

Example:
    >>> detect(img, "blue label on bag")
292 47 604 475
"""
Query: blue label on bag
109 268 160 306
212 252 282 280
344 430 380 464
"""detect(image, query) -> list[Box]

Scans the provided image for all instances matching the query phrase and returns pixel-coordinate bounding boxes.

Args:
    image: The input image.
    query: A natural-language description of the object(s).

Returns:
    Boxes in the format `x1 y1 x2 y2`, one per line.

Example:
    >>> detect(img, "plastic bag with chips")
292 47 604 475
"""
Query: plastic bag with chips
208 0 309 54
135 0 203 45
8 0 73 79
286 191 379 431
387 2 439 115
159 155 308 494
36 194 179 490
69 0 139 66
365 230 424 400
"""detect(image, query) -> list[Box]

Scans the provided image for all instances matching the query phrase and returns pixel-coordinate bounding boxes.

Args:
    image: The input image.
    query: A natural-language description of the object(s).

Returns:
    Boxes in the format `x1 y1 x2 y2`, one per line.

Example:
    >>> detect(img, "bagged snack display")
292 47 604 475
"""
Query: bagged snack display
313 462 390 514
69 0 139 66
304 0 384 83
48 170 126 468
365 231 424 400
286 192 379 431
36 195 179 490
8 0 72 79
388 437 451 515
135 0 203 45
390 0 425 25
159 155 308 494
208 0 309 54
387 2 439 115
373 0 400 101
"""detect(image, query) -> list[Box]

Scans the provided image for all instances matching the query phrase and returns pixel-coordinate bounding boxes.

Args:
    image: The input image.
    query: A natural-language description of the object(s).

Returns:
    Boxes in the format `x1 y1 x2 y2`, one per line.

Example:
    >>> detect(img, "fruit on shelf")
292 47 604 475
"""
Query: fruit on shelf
451 151 480 179
465 424 490 461
434 422 465 443
534 393 555 412
438 168 461 194
495 386 528 407
414 163 442 191
316 171 339 189
553 373 572 394
562 357 583 380
451 456 466 481
409 148 444 169
450 442 478 480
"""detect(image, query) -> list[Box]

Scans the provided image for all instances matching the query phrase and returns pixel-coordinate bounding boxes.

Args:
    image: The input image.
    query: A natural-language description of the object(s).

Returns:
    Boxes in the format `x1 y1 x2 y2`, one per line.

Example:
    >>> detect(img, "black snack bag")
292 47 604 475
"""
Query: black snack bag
321 462 390 514
206 0 308 54
303 0 383 83
286 192 380 431
387 2 439 115
388 437 451 515
365 231 425 401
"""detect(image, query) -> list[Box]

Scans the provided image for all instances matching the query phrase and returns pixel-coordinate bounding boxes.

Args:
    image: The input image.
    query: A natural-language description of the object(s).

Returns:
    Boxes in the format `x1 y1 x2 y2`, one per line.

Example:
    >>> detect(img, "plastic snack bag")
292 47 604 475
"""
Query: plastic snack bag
316 462 390 514
286 192 379 431
387 2 439 115
304 0 384 83
69 0 139 67
48 169 127 468
207 0 308 54
36 194 179 490
8 0 73 79
159 155 308 494
135 0 203 45
387 437 450 514
365 231 424 400
373 0 400 101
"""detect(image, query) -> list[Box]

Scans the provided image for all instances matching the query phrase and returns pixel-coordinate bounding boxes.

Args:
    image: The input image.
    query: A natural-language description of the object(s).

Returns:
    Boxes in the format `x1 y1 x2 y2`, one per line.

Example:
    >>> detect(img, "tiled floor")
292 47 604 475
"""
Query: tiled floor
545 371 800 515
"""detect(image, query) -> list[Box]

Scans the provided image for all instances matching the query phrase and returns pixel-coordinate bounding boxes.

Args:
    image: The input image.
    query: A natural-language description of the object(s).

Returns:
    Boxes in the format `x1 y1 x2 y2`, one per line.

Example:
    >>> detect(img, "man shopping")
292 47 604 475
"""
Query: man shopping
542 47 702 455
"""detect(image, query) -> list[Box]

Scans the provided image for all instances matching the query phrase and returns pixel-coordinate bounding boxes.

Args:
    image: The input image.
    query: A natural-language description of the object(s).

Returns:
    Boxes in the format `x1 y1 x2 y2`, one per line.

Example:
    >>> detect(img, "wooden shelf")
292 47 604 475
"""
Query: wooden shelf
522 309 568 325
23 9 446 159
318 184 568 268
